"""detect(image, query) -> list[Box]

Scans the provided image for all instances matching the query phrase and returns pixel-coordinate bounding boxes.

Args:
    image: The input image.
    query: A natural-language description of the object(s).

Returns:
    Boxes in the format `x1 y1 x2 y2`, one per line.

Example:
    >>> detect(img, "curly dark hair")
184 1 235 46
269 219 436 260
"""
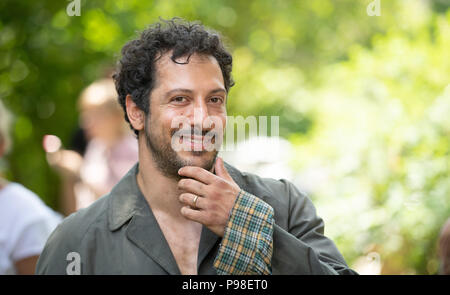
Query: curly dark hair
113 18 234 136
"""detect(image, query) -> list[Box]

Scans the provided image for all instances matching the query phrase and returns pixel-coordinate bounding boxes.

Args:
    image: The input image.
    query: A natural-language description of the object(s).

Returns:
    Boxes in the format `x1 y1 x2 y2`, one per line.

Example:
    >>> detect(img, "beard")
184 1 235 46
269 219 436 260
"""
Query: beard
144 119 218 180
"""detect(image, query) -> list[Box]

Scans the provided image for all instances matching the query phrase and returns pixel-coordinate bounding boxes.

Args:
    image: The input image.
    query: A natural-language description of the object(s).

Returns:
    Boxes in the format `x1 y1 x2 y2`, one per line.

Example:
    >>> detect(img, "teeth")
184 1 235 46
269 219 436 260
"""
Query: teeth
181 137 203 143
189 136 203 141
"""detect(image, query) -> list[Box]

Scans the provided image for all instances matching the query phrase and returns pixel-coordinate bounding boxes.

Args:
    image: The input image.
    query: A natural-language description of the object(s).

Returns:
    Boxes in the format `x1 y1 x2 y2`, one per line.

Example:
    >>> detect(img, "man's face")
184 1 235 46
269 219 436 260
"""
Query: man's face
143 52 227 178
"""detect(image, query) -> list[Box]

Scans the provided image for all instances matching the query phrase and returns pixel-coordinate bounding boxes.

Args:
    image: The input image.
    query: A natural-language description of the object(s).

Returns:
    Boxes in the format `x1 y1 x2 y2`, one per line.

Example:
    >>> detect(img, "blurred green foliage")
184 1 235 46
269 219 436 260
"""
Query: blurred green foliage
0 0 449 274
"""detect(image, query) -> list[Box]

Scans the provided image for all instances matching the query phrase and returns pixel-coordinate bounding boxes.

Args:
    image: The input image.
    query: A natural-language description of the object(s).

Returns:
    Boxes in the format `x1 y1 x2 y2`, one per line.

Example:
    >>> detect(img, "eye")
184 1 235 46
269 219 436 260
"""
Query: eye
209 97 223 104
172 96 187 103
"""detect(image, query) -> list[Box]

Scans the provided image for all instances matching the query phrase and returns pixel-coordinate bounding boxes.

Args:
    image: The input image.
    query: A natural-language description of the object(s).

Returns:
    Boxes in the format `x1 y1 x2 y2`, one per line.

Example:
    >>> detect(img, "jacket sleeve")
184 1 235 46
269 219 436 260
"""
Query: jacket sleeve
35 222 71 274
35 213 86 275
271 181 357 275
214 190 274 274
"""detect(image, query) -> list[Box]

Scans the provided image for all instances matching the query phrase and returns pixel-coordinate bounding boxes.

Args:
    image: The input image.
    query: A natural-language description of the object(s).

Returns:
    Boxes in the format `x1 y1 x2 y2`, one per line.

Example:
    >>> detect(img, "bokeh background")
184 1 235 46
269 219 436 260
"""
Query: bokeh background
1 0 449 274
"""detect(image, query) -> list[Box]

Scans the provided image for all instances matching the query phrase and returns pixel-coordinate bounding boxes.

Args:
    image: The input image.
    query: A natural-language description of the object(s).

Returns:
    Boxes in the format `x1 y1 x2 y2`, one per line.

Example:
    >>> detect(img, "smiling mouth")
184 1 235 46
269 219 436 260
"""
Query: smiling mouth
180 135 205 144
176 134 217 151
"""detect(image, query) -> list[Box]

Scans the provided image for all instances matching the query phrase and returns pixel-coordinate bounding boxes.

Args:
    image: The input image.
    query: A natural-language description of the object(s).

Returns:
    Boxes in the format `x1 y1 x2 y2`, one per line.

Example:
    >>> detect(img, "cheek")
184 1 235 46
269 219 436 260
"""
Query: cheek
217 114 227 131
154 109 185 134
221 114 227 127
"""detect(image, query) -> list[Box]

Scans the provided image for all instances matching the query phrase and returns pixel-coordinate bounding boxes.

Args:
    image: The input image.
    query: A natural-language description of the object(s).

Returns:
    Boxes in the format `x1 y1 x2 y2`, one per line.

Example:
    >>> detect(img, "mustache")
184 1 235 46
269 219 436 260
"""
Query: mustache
171 127 220 137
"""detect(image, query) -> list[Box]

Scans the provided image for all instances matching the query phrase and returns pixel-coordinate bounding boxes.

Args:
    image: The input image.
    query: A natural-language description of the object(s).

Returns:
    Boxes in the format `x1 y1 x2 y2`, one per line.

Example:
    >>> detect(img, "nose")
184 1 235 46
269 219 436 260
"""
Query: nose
190 98 210 130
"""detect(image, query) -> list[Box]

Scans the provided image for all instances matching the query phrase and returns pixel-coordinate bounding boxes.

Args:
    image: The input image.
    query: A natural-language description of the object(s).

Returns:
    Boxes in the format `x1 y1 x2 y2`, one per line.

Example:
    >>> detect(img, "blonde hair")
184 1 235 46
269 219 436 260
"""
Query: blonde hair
78 78 121 112
0 99 13 154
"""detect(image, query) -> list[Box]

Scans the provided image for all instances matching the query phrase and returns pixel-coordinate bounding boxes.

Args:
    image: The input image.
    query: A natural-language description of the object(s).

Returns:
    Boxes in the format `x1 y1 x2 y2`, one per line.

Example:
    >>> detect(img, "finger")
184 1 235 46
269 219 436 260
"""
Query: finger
178 166 216 185
178 178 208 196
181 206 206 224
214 157 233 182
179 193 204 209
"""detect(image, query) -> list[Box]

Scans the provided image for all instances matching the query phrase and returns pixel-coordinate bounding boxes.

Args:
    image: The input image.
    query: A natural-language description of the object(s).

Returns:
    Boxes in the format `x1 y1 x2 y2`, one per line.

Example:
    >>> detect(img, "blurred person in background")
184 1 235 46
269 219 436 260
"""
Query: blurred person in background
438 218 450 275
46 78 138 216
0 99 61 275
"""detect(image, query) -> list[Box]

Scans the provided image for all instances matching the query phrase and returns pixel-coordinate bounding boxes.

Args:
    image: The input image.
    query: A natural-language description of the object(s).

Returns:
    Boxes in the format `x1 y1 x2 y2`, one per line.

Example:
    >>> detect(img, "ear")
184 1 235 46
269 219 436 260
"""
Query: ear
125 94 145 132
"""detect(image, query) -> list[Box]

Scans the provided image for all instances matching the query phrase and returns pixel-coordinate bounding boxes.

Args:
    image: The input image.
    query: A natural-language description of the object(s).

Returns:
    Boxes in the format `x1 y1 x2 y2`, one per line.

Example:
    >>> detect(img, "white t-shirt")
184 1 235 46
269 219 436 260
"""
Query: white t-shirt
0 183 62 274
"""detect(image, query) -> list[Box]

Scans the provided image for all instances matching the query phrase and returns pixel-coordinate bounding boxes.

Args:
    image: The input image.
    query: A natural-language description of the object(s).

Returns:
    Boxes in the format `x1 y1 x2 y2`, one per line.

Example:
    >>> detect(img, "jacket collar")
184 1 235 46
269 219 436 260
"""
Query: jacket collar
107 163 141 232
107 163 181 274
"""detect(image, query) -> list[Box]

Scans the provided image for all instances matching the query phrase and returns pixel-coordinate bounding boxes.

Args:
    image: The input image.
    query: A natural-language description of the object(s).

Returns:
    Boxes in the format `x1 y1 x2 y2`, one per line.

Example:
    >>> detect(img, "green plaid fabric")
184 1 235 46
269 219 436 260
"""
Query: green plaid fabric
213 190 274 275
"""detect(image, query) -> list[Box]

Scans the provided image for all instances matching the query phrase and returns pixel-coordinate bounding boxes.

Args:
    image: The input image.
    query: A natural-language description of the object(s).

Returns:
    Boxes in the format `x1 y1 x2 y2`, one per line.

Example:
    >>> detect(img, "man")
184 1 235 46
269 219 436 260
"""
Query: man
36 18 356 275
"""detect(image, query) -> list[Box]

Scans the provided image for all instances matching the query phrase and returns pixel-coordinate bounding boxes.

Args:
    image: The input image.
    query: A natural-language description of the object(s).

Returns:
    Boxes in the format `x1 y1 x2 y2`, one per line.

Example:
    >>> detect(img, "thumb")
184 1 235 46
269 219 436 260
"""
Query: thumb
214 157 232 181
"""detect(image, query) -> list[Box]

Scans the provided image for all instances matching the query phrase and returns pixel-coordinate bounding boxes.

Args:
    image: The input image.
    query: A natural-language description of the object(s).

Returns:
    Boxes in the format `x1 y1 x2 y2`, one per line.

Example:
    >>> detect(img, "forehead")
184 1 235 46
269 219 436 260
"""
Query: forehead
153 52 225 92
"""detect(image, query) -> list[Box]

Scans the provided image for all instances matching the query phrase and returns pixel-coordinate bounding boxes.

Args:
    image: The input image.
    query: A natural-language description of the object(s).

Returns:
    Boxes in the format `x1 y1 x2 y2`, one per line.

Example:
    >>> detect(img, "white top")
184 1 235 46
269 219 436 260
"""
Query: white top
0 182 62 274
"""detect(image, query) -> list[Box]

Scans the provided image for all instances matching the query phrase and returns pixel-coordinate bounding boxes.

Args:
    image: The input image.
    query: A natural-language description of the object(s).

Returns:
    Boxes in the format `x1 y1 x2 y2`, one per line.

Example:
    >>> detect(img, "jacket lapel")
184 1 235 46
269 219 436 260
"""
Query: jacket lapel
126 204 181 275
108 164 181 275
224 161 248 191
197 226 220 269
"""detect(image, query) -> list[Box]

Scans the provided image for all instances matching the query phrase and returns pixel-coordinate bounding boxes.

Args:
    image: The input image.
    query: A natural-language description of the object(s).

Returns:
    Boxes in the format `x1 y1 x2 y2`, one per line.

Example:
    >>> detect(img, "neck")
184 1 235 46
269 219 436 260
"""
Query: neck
136 138 185 219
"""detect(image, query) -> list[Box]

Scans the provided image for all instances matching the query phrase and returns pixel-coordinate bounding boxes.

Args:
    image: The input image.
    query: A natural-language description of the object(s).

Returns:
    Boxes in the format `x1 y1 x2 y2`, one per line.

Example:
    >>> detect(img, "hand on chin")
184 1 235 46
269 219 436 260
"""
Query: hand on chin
177 150 216 171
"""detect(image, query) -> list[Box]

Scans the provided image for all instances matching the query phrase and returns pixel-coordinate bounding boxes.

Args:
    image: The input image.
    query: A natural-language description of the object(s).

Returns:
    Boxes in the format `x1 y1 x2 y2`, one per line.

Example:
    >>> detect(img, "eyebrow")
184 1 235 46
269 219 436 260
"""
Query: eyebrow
164 88 227 97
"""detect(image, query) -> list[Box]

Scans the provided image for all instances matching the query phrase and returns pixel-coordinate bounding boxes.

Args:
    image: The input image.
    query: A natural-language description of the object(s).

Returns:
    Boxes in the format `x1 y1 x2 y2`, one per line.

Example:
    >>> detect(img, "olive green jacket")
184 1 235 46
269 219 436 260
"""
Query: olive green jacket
36 162 357 275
